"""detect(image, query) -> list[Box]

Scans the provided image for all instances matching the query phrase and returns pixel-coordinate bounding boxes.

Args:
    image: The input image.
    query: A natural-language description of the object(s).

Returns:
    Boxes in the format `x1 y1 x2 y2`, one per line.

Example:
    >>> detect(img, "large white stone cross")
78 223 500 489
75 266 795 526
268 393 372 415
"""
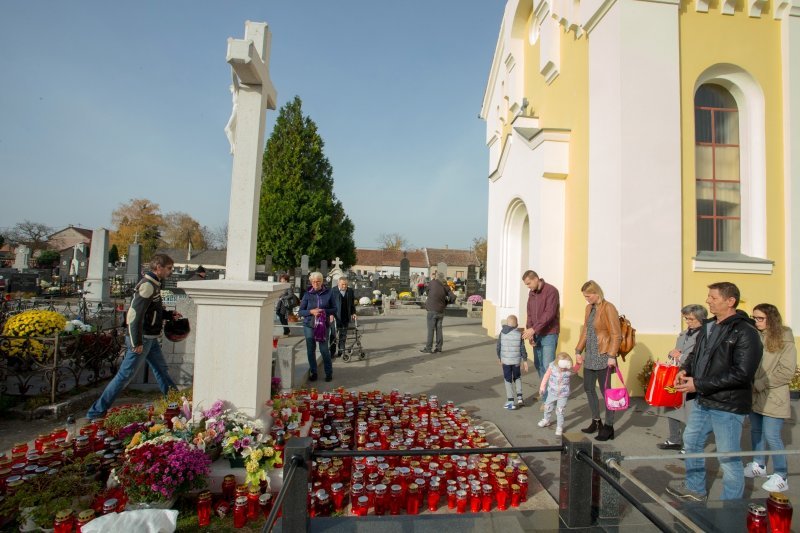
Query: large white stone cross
180 21 287 420
224 21 277 282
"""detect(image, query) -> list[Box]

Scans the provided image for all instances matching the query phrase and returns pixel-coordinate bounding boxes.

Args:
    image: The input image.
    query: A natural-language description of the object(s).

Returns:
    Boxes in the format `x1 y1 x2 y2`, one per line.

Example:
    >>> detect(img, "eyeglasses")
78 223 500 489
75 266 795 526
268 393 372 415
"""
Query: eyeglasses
750 315 766 322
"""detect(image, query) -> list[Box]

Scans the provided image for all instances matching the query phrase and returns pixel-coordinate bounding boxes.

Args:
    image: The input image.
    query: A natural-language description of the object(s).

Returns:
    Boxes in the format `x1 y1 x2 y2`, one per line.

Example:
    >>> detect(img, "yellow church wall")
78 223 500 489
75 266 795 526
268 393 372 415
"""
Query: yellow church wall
517 19 592 365
679 8 786 314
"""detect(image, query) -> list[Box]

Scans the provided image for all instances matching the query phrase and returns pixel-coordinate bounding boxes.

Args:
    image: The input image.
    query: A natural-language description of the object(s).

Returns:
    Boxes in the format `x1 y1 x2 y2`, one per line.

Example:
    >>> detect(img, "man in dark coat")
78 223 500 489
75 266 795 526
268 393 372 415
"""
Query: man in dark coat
667 281 762 502
330 276 357 357
420 272 454 353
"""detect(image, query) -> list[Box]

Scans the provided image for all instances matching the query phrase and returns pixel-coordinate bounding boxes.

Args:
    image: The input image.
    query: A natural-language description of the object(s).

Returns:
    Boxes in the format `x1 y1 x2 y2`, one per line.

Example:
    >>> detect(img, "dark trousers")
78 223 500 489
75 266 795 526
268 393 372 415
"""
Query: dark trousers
425 311 444 350
278 313 289 335
583 366 615 425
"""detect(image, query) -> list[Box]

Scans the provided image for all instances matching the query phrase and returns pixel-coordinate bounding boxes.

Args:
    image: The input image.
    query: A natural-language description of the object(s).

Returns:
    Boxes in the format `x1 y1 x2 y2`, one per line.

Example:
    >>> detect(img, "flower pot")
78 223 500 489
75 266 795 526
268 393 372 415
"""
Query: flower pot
228 456 246 468
205 443 222 462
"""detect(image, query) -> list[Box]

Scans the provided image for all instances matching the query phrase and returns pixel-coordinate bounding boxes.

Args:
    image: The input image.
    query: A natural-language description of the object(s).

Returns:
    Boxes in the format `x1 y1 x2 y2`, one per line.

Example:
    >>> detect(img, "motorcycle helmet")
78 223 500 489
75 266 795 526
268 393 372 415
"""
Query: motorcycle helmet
164 318 191 342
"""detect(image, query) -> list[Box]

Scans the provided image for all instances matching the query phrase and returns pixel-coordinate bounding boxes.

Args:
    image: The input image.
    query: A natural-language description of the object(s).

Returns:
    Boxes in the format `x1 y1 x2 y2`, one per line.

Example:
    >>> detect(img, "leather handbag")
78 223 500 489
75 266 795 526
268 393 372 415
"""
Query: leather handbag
645 361 683 408
605 366 630 411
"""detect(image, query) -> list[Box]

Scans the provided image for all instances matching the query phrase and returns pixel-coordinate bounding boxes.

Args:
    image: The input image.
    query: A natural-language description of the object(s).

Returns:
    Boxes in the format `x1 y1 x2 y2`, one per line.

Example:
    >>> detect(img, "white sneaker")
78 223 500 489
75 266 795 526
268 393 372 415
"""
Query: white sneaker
504 401 517 410
555 427 563 436
762 474 789 492
744 462 767 478
537 419 551 428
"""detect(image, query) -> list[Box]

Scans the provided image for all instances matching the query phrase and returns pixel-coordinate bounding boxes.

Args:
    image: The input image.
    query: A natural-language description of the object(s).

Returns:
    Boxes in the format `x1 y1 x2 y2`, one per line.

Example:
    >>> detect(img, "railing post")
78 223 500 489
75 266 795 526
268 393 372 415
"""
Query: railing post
281 436 312 533
592 442 622 525
559 432 593 528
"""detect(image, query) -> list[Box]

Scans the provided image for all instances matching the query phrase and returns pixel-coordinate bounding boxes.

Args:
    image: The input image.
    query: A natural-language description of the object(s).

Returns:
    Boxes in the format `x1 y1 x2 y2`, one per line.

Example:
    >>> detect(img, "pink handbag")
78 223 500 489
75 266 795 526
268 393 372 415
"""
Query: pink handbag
605 366 630 411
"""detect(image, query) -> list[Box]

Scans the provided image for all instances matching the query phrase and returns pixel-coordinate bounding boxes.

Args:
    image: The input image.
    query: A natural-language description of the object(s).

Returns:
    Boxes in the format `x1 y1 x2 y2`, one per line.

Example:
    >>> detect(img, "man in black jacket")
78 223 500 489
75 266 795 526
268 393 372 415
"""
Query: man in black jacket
666 281 762 501
87 254 180 419
330 276 356 357
420 272 454 353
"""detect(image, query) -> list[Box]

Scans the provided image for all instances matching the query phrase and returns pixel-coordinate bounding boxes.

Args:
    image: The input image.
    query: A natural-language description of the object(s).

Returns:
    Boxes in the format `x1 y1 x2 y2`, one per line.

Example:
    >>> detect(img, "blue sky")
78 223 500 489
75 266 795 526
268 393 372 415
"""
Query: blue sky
0 1 504 250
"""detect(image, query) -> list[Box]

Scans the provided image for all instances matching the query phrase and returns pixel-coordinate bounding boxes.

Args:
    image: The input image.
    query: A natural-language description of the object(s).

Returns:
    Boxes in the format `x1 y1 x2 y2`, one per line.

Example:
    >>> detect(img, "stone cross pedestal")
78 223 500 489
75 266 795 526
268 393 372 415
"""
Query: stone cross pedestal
13 245 30 270
83 228 111 304
180 21 284 420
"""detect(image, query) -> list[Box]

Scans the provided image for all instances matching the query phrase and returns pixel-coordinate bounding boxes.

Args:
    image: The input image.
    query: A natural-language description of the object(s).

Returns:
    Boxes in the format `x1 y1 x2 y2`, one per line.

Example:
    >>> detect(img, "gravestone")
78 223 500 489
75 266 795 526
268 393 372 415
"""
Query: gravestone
83 228 111 304
301 255 309 275
8 273 38 294
399 256 410 290
69 244 89 281
264 255 273 277
14 245 30 270
466 264 479 296
126 243 142 283
328 257 344 285
320 259 328 278
437 262 448 279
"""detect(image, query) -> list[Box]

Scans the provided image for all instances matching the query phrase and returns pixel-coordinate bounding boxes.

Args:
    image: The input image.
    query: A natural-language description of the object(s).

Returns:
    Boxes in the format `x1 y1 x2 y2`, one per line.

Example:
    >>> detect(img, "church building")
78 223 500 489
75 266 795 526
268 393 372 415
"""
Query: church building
480 0 800 391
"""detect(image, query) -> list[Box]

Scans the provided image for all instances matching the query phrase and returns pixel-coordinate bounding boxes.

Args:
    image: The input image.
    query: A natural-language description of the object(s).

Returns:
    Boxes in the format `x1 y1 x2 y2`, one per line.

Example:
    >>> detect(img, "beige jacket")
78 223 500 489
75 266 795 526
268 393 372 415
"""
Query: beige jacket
752 327 797 419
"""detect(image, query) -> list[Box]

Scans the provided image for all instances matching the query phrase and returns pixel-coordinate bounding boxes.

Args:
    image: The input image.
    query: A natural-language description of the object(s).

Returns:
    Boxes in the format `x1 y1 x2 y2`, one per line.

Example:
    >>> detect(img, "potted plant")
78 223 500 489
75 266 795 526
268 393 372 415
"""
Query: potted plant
241 439 282 489
637 357 656 392
103 404 150 437
222 419 264 468
790 368 800 400
114 435 210 508
0 457 100 531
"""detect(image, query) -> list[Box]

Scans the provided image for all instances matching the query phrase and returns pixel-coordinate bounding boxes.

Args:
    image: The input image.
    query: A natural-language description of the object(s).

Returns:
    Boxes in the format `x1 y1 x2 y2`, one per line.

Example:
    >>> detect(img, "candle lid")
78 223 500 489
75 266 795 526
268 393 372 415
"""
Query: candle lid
55 509 73 521
748 503 767 516
77 509 96 520
769 492 790 504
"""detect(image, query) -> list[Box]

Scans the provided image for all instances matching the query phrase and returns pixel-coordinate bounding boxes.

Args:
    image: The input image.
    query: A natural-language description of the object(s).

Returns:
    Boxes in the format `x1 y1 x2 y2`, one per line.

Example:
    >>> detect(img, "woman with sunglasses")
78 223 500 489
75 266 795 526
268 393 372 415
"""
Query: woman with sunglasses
744 303 797 492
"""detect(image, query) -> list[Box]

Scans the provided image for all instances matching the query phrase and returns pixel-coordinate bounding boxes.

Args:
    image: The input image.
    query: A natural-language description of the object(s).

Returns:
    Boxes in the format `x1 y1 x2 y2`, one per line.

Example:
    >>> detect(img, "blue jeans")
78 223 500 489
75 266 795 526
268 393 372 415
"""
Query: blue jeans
750 412 787 477
425 311 444 351
304 324 333 378
534 333 558 401
87 336 176 419
683 403 745 499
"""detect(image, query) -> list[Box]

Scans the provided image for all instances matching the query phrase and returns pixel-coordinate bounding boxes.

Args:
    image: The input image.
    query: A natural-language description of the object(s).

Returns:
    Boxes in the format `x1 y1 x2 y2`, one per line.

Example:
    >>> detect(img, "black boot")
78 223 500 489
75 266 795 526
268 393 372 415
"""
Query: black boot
595 424 615 441
581 419 601 434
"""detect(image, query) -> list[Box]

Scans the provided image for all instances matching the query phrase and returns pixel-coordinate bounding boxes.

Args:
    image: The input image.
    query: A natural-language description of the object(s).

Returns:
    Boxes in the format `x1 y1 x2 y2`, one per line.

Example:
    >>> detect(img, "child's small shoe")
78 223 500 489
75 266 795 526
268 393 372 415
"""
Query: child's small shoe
537 419 551 428
504 401 517 410
555 427 563 436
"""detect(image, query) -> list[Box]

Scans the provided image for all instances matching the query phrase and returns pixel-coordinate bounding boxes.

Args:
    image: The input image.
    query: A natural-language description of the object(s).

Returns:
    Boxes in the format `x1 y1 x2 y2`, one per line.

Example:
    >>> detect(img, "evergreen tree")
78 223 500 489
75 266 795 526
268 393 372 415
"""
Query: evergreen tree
257 96 356 269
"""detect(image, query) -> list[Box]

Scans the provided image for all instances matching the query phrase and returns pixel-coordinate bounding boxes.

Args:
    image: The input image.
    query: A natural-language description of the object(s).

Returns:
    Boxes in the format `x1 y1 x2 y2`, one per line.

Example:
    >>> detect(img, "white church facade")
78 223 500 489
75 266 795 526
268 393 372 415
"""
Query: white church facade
480 0 800 392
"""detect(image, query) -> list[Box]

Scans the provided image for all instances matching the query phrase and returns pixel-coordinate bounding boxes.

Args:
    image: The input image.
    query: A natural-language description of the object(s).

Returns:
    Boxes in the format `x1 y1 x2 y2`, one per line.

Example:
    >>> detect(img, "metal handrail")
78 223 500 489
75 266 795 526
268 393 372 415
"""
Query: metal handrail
624 448 800 462
606 459 704 533
261 454 303 533
313 444 563 459
576 450 675 533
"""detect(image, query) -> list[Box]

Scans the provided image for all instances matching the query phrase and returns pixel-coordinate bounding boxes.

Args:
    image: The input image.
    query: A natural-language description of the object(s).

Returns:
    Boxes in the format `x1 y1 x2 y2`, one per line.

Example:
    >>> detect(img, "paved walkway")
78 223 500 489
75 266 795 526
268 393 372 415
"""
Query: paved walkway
3 313 798 522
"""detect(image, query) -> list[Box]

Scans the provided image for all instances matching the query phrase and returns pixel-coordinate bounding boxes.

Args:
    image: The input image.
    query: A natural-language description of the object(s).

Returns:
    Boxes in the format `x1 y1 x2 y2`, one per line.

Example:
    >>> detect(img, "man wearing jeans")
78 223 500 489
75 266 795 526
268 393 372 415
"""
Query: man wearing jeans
521 271 560 403
420 272 453 353
86 254 180 420
666 281 762 501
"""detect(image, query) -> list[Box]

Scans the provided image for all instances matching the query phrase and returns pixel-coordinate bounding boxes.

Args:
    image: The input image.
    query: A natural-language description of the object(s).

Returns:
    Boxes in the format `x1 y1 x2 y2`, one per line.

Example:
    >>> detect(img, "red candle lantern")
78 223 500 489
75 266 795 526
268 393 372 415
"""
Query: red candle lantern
53 509 73 533
196 490 212 527
374 483 388 516
233 496 248 528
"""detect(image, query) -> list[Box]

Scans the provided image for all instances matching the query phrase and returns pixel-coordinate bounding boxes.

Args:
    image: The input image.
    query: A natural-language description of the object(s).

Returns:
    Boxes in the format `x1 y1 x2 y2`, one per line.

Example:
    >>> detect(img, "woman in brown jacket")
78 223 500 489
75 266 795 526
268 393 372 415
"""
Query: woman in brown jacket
574 280 622 441
744 303 797 493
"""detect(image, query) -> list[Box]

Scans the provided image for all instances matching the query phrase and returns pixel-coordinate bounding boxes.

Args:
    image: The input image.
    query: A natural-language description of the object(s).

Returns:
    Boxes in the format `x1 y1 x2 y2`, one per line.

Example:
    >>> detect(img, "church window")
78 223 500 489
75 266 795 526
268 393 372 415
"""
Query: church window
694 84 740 253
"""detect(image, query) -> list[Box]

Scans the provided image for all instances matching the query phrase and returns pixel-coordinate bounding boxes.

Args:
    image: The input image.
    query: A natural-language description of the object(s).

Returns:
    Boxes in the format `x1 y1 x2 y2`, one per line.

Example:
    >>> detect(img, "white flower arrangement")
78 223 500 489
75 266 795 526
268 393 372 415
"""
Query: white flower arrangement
63 319 93 333
358 296 372 306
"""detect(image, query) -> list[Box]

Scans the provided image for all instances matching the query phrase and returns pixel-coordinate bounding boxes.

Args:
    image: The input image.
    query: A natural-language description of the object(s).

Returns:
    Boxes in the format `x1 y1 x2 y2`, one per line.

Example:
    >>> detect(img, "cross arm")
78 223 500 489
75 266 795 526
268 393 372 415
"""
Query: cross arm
226 38 277 109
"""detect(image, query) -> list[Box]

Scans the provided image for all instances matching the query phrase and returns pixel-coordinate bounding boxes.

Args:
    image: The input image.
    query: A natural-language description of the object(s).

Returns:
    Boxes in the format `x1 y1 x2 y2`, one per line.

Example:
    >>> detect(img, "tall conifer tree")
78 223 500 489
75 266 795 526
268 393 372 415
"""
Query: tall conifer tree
257 96 356 269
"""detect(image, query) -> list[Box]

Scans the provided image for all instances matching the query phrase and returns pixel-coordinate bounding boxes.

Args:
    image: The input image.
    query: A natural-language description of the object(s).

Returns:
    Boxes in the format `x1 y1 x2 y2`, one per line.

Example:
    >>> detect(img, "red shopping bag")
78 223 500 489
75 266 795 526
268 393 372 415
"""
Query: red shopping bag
645 361 683 408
